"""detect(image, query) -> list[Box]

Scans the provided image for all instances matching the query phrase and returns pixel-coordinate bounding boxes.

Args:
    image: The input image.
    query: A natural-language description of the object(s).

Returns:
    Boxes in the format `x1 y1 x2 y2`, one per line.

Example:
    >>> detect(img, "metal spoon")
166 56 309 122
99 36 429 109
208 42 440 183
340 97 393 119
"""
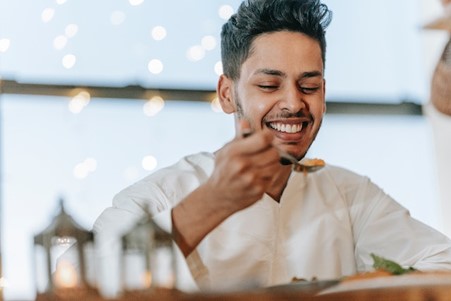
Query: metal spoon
278 151 325 173
242 129 324 173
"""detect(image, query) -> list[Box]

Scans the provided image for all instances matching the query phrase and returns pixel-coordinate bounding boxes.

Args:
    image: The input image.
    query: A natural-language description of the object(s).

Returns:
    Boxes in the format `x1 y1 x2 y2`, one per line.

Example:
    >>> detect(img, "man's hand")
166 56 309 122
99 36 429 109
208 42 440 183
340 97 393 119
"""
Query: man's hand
206 120 281 212
172 120 282 256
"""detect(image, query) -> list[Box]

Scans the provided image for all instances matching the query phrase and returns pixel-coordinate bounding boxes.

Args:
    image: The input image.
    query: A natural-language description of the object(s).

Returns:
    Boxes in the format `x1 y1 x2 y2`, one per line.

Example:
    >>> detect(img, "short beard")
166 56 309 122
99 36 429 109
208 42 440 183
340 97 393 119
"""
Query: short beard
233 90 255 132
234 89 245 119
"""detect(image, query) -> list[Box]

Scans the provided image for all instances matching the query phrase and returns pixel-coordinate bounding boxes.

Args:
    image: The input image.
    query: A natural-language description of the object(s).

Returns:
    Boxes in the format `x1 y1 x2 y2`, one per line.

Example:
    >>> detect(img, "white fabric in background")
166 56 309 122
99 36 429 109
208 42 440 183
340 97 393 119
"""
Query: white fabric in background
425 103 451 237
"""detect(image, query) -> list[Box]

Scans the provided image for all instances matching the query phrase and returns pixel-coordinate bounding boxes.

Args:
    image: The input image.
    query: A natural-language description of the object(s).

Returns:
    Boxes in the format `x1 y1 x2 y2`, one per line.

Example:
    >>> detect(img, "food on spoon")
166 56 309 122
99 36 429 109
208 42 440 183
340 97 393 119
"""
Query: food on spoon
301 158 325 167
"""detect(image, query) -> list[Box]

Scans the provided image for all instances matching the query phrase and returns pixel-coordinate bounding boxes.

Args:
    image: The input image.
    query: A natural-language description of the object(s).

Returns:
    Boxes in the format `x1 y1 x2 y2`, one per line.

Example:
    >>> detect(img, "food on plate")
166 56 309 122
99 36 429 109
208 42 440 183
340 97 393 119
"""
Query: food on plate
343 253 416 282
370 253 416 275
291 276 318 283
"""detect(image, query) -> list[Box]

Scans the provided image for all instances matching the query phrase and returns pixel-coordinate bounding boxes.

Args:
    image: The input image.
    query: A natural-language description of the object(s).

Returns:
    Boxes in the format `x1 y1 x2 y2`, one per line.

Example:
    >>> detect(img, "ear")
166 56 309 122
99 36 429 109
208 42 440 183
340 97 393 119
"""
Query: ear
217 74 237 114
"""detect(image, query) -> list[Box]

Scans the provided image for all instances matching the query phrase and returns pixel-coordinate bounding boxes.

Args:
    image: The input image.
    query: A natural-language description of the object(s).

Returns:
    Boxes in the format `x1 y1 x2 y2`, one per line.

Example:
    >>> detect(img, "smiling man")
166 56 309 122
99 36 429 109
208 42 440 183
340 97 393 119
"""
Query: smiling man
93 0 451 293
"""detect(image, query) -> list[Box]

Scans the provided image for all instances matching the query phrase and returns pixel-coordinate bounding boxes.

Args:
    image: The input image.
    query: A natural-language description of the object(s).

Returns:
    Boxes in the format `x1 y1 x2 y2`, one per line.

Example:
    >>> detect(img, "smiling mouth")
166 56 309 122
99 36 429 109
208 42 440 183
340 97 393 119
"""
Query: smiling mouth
267 121 309 134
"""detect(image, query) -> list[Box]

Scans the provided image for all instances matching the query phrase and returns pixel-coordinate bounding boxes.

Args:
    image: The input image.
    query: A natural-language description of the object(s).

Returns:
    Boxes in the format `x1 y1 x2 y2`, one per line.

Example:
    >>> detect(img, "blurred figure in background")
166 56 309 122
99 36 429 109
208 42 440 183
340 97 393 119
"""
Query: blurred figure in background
424 0 451 236
431 0 451 115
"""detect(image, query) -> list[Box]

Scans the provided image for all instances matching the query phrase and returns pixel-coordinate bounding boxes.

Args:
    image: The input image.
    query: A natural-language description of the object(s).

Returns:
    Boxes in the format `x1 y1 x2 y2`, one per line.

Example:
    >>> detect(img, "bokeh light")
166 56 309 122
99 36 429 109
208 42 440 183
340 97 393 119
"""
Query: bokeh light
201 35 216 51
41 8 55 23
218 4 234 20
151 26 167 41
53 35 68 50
62 54 76 69
186 45 205 62
65 24 79 38
143 96 165 116
111 10 126 25
0 38 11 53
147 59 163 74
142 155 158 171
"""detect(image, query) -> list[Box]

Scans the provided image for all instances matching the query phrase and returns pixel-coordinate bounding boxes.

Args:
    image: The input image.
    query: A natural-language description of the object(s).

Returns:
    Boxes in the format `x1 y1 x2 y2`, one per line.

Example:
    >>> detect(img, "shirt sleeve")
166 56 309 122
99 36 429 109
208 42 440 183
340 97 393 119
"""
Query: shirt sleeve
349 177 451 272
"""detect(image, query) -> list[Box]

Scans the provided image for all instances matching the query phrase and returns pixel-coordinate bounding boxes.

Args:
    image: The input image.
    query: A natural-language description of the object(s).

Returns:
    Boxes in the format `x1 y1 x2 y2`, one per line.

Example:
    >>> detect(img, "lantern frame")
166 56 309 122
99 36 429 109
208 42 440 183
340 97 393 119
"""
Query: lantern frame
33 199 97 298
121 213 177 293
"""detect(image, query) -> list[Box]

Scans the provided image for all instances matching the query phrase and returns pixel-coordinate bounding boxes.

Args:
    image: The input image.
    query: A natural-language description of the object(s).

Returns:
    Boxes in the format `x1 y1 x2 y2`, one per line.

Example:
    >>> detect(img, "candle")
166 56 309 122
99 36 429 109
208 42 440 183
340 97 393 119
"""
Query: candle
142 271 152 288
53 260 78 288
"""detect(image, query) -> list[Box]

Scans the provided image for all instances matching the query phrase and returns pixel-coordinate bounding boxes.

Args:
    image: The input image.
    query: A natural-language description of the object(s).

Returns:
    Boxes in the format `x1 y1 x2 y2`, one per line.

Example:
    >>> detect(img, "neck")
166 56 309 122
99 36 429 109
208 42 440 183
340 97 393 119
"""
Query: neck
266 165 292 202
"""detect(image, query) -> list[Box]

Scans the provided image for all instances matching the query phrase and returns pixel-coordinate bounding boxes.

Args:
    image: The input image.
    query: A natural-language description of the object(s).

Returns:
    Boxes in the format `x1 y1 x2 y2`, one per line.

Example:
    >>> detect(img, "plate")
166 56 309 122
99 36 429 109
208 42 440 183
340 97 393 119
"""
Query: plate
320 273 451 295
267 279 340 295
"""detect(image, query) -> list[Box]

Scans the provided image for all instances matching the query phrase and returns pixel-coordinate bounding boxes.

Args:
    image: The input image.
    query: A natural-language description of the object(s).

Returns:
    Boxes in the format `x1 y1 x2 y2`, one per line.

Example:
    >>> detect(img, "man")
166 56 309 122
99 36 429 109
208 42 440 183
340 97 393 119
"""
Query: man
94 0 451 294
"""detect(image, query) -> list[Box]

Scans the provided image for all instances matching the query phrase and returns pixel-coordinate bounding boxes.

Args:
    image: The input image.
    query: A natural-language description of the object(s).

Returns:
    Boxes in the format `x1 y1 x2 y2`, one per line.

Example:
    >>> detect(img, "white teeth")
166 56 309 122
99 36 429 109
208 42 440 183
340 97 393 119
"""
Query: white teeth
270 122 303 133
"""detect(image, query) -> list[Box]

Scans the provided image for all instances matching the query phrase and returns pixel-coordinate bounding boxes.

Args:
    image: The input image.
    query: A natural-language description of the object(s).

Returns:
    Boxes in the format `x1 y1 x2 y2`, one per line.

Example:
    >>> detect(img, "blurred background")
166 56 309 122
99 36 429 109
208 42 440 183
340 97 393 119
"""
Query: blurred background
0 0 449 299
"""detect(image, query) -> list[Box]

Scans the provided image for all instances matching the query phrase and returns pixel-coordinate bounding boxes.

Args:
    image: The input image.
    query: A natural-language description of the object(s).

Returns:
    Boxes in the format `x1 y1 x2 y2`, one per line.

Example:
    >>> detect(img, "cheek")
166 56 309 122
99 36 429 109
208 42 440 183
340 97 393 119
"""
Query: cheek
243 100 272 125
239 91 272 118
255 102 269 114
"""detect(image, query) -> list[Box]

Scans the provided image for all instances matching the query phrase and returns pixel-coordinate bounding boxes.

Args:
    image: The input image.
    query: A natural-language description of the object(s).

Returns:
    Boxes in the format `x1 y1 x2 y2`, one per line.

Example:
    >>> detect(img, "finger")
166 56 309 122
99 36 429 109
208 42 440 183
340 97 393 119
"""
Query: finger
238 118 253 138
247 145 280 168
241 129 275 152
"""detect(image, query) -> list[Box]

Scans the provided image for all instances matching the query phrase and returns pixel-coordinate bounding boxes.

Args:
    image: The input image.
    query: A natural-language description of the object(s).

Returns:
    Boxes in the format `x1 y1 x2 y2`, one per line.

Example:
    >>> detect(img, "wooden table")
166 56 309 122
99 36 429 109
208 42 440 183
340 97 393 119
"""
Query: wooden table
317 284 451 301
23 273 451 301
28 284 451 301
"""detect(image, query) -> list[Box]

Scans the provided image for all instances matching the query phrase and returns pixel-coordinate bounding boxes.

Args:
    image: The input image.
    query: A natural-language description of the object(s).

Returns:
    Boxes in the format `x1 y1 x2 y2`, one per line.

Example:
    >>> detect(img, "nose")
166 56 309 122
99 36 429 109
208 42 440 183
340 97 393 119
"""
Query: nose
278 84 307 113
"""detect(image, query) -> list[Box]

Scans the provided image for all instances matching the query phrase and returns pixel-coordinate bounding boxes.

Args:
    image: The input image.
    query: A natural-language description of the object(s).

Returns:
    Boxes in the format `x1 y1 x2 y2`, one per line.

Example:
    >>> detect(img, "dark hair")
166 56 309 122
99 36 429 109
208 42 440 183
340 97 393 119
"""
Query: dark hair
220 0 332 80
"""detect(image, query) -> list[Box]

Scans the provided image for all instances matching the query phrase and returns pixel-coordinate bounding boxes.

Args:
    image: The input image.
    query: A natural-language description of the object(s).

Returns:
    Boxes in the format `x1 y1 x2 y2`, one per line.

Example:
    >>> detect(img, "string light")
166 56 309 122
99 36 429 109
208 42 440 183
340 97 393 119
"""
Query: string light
53 35 68 50
147 59 163 74
201 35 216 51
186 45 205 62
41 8 55 23
62 54 76 69
65 24 78 38
0 38 11 53
110 10 126 25
129 0 144 6
68 91 90 113
214 61 223 75
73 157 97 179
143 96 165 116
151 26 167 41
218 4 234 20
142 155 158 171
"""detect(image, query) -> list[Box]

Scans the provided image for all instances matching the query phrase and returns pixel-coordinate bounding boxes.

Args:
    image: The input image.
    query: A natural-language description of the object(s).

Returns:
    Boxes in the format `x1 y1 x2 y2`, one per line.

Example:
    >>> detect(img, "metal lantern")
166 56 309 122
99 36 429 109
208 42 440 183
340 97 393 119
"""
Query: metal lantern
121 213 177 293
33 199 97 298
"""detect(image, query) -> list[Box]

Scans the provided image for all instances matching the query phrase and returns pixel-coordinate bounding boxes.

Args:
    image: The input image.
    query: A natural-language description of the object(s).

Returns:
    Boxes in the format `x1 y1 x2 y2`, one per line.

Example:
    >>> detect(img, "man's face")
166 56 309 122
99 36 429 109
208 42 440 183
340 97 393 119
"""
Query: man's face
220 31 326 160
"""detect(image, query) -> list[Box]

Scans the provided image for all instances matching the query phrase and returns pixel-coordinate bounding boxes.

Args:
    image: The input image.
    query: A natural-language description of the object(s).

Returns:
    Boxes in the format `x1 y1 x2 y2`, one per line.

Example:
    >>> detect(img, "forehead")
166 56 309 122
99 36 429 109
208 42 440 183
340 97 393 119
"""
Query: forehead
243 31 323 75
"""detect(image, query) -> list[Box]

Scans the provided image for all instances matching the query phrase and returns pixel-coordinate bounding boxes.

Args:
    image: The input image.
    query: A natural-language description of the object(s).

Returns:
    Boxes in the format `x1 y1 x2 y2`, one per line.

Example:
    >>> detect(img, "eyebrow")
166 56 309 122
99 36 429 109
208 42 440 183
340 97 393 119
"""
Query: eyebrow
254 68 323 79
301 71 323 79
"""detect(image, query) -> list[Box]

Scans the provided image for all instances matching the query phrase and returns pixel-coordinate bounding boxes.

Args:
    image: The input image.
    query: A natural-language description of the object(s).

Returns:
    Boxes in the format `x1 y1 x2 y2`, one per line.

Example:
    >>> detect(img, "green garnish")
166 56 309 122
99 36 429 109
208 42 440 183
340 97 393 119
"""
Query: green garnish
370 253 416 275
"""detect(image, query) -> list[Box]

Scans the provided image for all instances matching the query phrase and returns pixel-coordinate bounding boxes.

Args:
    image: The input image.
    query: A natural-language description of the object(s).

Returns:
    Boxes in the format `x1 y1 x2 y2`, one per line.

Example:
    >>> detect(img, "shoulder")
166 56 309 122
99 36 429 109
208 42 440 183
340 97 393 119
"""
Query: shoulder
113 152 215 207
146 152 215 185
308 161 392 207
316 162 371 186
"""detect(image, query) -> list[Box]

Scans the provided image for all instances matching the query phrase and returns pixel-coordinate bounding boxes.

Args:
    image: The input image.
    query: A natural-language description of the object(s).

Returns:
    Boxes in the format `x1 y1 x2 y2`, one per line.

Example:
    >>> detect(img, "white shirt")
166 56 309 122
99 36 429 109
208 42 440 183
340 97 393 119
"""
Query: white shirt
93 152 451 296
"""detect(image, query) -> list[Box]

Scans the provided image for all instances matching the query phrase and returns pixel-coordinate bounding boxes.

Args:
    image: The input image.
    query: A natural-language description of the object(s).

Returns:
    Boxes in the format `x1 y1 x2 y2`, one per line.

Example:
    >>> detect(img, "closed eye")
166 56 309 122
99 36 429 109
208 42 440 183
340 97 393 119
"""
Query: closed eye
258 85 278 91
301 87 320 94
